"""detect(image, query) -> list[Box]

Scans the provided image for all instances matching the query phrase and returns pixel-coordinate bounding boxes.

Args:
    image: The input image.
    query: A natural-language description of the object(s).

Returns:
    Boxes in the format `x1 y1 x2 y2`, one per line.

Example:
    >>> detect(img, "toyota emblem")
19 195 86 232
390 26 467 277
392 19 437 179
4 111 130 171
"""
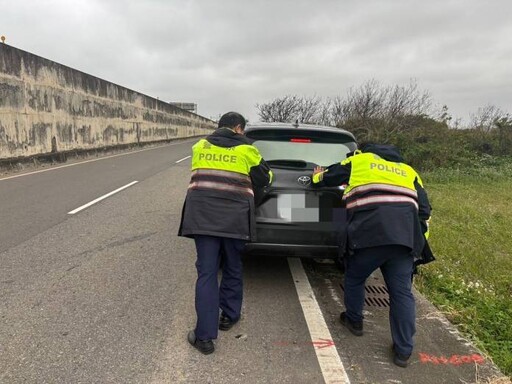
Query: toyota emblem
297 175 311 186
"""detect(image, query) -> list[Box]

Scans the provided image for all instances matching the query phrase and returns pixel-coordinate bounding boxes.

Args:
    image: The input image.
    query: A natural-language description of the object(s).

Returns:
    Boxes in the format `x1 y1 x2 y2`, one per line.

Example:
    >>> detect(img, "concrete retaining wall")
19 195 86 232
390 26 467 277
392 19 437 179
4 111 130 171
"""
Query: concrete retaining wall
0 44 215 160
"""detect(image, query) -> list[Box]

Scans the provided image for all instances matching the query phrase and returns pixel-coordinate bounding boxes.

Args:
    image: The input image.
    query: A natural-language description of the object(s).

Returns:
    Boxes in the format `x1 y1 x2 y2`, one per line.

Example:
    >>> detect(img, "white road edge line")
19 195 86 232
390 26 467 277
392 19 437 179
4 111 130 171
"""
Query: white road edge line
176 155 191 163
288 258 351 384
0 139 197 182
68 181 139 215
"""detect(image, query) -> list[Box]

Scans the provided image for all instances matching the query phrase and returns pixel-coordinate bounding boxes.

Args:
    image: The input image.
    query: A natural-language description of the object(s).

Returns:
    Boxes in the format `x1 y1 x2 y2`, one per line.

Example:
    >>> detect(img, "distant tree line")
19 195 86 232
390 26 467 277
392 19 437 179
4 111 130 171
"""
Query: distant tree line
255 80 512 170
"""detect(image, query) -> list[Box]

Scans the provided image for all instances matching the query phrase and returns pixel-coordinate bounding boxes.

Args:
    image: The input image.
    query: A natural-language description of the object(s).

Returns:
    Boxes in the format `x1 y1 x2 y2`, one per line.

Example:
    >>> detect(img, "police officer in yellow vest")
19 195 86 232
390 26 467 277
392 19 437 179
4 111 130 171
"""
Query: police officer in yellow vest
179 112 272 355
312 143 431 367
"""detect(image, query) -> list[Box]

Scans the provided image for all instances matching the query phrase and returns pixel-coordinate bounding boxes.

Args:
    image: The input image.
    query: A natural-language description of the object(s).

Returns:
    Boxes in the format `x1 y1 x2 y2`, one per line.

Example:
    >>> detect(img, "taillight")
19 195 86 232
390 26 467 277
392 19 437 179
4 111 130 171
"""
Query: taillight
290 138 311 143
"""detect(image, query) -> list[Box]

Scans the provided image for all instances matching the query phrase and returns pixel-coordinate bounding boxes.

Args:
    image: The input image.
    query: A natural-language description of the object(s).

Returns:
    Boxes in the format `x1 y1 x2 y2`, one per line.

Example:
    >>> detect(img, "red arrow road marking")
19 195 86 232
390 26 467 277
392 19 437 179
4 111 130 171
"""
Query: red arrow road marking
312 339 335 349
273 339 335 349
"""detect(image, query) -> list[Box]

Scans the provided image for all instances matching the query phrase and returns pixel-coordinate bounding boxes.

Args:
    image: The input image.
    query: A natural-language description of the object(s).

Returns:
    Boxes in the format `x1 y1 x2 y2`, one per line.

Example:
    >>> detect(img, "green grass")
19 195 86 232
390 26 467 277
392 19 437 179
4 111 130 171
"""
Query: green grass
414 159 512 376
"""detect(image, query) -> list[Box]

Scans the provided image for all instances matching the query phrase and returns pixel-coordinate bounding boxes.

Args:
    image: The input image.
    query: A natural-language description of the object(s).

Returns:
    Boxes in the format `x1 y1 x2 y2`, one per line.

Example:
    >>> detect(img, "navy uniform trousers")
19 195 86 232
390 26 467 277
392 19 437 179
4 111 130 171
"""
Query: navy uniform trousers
344 245 416 356
193 235 246 341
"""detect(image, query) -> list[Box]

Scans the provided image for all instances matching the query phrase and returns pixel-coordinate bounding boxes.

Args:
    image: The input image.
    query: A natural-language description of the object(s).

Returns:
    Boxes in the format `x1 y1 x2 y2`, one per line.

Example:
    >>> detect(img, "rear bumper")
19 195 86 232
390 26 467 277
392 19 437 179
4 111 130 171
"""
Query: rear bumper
243 242 339 258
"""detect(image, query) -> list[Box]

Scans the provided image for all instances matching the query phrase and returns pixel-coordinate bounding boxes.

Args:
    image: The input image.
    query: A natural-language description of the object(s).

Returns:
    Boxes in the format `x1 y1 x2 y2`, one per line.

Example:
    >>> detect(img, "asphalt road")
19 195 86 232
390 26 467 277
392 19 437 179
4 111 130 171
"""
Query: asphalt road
0 141 506 383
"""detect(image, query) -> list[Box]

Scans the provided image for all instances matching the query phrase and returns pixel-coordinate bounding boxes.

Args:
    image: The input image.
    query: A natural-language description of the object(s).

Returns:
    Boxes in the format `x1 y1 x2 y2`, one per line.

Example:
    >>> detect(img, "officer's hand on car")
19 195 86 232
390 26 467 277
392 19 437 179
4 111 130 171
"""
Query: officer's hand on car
313 166 324 176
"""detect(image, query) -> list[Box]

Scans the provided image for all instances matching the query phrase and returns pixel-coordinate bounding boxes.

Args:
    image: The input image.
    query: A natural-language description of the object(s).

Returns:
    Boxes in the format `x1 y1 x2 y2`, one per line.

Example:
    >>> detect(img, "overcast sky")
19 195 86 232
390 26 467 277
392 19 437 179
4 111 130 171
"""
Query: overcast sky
2 0 511 123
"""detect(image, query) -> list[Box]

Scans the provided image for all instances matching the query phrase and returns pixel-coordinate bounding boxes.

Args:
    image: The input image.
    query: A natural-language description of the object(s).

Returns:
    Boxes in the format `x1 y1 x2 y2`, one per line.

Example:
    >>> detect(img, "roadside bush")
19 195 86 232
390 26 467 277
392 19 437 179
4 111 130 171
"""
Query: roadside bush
337 114 512 171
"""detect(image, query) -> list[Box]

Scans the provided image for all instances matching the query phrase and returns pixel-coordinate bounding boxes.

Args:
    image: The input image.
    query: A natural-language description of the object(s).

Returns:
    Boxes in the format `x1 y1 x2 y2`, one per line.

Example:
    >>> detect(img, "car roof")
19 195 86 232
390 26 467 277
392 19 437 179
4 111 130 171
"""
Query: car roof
245 122 356 140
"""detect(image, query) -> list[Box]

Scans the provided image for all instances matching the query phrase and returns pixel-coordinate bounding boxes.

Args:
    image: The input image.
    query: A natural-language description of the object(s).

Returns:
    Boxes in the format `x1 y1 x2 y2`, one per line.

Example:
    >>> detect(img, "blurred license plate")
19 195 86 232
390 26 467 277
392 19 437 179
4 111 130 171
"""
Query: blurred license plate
277 194 319 222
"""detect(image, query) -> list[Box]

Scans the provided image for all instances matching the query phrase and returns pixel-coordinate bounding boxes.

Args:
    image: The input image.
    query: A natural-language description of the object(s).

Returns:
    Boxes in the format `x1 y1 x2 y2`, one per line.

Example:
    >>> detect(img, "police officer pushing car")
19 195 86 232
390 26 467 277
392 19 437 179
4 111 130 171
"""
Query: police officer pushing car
179 112 272 355
312 143 432 367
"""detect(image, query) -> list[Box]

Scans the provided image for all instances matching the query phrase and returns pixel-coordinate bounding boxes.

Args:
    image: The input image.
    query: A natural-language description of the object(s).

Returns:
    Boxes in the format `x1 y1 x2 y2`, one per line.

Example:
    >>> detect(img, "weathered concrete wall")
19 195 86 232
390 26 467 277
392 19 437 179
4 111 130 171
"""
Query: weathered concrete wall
0 44 215 159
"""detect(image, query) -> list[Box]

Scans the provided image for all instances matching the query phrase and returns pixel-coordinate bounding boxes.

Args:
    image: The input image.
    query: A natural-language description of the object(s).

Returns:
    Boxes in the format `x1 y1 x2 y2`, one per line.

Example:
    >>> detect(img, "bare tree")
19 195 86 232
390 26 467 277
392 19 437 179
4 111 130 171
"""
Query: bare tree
338 80 432 124
330 95 351 127
255 80 433 136
347 79 387 121
296 95 322 124
256 95 324 123
470 105 509 132
316 97 334 126
256 95 300 122
385 81 431 121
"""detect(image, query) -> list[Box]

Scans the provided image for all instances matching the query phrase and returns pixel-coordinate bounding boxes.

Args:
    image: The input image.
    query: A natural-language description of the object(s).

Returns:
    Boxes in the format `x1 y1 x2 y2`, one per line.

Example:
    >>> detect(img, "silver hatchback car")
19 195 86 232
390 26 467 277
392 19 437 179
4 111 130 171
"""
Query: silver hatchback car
243 122 357 259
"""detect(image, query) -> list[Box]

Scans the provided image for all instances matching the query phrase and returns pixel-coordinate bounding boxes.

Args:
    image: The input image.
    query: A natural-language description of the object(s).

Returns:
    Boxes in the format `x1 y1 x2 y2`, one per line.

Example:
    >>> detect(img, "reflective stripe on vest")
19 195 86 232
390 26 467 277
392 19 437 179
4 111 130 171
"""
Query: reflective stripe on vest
346 194 419 210
188 181 254 196
343 183 418 200
191 169 251 182
188 168 254 196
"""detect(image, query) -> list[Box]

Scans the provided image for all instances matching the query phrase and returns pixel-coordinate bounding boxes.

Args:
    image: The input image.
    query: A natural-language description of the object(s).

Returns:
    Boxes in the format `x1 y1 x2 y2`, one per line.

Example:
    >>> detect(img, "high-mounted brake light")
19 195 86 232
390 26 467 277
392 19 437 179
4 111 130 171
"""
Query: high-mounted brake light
290 138 311 143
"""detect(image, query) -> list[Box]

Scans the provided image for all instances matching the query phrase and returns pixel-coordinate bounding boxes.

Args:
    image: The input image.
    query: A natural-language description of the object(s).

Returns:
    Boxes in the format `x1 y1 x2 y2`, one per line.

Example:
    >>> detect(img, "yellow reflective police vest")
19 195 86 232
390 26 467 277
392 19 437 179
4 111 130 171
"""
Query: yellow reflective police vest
189 139 273 197
340 151 421 207
343 152 422 193
342 152 429 239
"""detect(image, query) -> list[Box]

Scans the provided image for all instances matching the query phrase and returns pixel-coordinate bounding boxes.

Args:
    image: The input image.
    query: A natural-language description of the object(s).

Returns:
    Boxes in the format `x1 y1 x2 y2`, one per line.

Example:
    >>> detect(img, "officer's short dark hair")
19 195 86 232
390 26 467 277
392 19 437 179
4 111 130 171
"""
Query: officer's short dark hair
218 112 246 130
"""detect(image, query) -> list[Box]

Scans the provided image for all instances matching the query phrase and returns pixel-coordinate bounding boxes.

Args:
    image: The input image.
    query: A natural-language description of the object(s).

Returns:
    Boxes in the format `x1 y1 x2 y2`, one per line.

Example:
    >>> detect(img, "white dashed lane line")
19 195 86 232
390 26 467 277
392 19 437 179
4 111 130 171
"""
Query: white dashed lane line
68 181 139 215
176 155 191 163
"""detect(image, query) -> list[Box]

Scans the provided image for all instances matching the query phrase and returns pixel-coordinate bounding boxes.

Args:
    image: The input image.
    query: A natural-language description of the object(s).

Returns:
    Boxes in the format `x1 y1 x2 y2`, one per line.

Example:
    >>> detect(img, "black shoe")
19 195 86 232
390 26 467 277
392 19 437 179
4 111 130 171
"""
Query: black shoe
392 344 410 368
340 312 363 336
187 330 214 355
219 313 238 331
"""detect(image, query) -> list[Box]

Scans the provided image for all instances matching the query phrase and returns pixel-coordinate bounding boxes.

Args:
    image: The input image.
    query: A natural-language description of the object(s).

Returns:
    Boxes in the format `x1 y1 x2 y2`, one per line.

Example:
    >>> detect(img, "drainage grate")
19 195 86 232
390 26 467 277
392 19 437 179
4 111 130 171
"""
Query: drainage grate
340 284 390 308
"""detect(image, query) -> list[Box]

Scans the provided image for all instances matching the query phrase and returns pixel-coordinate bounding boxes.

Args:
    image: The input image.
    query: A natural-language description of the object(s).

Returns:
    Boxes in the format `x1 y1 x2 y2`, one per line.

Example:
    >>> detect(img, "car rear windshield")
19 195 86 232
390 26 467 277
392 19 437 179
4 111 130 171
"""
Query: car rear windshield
248 129 356 167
